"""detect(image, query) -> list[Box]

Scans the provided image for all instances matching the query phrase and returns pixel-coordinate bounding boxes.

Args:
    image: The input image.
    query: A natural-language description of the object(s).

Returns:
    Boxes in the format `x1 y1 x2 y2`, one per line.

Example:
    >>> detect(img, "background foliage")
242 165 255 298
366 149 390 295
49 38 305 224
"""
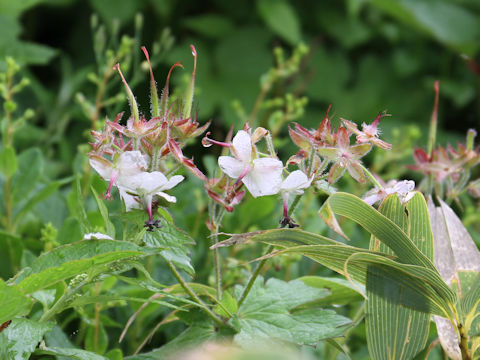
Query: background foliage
1 0 480 358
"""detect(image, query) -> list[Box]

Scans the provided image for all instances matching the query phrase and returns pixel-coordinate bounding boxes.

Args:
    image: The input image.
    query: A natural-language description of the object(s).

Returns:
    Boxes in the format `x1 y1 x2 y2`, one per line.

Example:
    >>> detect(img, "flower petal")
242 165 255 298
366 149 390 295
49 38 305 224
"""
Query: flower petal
83 232 113 240
218 156 245 179
156 191 177 203
118 151 149 174
231 130 252 163
90 157 113 180
119 189 142 211
328 163 346 184
161 175 184 191
280 170 312 194
242 158 283 197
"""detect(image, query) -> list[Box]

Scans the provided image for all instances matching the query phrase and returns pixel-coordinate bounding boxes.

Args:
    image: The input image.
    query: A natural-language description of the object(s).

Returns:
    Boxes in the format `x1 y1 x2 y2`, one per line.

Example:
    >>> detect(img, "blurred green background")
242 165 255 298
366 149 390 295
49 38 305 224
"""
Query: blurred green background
2 0 480 156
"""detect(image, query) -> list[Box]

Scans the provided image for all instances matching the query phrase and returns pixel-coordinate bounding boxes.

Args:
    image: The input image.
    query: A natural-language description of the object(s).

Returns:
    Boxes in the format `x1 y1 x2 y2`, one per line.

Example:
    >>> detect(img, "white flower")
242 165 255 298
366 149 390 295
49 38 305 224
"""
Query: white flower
363 179 416 205
218 130 283 197
83 232 113 240
89 151 149 199
117 171 184 218
280 170 312 202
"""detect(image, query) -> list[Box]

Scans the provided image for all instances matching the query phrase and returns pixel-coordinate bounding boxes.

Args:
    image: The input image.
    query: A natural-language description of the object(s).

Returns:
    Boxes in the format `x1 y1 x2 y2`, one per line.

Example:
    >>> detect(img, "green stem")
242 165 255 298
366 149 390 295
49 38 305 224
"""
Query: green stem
237 244 273 308
358 163 383 189
166 260 225 327
237 193 305 308
212 205 225 300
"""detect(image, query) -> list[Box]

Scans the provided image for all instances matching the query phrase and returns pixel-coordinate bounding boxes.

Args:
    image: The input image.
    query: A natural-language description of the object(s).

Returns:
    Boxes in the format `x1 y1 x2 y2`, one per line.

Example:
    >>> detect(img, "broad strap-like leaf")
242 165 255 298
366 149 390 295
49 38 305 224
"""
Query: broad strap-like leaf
319 192 436 270
216 234 455 317
366 193 433 360
428 197 480 359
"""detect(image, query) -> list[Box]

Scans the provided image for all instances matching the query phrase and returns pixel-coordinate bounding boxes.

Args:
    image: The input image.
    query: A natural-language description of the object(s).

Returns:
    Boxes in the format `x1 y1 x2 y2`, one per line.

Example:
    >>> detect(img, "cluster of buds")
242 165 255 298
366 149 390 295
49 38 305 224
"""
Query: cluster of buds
89 46 208 230
289 108 392 184
408 129 480 200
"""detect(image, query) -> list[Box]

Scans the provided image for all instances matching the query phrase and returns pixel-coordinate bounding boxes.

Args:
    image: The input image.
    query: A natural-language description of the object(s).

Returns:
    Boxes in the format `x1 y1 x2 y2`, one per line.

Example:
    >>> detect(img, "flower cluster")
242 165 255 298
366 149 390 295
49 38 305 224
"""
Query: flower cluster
289 109 391 184
203 110 393 227
90 45 397 232
89 46 207 230
408 129 480 200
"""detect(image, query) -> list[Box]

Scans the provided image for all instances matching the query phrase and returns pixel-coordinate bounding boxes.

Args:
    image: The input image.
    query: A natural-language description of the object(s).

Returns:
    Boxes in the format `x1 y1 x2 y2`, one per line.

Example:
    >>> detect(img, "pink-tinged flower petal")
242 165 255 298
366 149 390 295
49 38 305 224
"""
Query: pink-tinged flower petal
280 170 312 195
156 191 177 203
90 157 114 180
242 158 283 197
119 189 142 211
349 143 372 159
231 130 252 163
371 138 392 150
336 127 350 150
346 162 365 182
328 163 346 184
316 147 339 161
218 156 245 178
342 119 360 135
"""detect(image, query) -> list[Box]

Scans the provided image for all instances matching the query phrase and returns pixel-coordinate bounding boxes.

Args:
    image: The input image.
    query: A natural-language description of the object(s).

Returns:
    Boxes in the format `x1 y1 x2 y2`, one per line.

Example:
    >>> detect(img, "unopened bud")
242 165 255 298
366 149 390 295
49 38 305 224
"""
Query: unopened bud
251 127 269 144
466 129 477 152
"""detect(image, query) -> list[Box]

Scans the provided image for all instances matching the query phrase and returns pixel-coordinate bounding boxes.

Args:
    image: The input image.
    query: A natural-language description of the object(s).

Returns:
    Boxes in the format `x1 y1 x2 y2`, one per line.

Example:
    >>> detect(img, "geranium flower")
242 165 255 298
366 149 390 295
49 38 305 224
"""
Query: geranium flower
316 127 372 184
217 130 283 197
117 171 184 230
279 170 312 228
363 180 415 205
89 150 149 199
342 113 392 150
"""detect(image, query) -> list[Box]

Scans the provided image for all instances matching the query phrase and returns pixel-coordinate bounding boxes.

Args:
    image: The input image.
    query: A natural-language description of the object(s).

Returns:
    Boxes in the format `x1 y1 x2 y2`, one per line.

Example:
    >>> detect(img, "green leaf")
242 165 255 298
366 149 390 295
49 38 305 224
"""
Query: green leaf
0 146 18 177
124 324 217 360
370 0 480 56
428 197 480 359
12 239 149 294
182 14 234 38
85 323 108 355
10 148 42 202
319 192 435 269
14 178 66 225
215 225 455 317
256 0 301 45
35 345 108 360
297 275 364 306
91 186 115 238
366 193 432 360
3 318 54 360
67 176 90 232
0 279 32 324
232 277 351 346
143 220 195 276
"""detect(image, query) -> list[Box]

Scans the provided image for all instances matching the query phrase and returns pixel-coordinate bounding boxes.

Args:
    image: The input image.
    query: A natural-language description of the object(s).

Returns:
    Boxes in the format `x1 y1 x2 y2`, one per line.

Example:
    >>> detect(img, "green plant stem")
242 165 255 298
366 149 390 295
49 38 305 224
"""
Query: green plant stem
210 203 226 300
358 163 383 189
40 285 80 322
166 260 225 327
237 195 303 308
237 244 273 308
